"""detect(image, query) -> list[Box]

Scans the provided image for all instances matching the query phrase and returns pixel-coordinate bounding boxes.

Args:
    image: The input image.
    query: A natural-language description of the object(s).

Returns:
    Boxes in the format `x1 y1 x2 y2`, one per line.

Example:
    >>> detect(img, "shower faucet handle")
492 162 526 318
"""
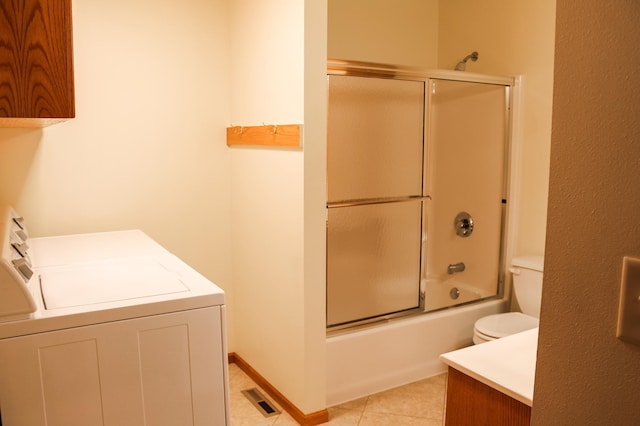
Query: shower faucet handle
454 212 474 237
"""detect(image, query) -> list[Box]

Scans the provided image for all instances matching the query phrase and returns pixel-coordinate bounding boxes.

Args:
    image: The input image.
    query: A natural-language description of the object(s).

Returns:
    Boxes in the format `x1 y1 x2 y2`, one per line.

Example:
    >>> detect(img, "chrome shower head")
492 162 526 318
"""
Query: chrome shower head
454 51 479 71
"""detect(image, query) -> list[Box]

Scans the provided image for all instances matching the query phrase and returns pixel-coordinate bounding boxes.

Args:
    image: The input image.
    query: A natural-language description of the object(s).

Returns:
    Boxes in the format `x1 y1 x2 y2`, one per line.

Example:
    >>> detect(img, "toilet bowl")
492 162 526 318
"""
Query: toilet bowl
473 255 544 344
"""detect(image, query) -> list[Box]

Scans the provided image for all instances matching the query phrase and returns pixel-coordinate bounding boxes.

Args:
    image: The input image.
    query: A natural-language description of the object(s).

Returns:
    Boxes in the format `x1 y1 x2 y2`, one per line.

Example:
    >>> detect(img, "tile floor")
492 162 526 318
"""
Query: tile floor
229 362 447 425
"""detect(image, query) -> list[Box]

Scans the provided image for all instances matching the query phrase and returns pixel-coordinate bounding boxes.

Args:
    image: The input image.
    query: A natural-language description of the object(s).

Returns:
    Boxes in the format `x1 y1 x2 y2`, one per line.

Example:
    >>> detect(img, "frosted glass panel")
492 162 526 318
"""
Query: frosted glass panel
327 201 422 326
424 79 507 310
327 75 424 201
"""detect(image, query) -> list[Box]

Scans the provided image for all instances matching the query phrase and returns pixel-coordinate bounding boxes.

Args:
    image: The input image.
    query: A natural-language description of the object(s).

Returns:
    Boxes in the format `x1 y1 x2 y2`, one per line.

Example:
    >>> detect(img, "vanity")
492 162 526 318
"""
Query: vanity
439 328 538 425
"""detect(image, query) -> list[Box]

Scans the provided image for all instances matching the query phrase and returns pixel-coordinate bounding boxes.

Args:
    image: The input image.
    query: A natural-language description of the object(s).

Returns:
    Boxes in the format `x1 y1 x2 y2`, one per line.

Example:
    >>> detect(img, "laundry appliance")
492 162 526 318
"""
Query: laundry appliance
0 206 229 425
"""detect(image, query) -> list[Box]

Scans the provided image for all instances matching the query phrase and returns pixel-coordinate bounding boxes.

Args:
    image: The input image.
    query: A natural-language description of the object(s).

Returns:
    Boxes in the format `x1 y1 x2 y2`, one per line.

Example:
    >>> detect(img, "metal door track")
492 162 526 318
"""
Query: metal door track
241 388 281 417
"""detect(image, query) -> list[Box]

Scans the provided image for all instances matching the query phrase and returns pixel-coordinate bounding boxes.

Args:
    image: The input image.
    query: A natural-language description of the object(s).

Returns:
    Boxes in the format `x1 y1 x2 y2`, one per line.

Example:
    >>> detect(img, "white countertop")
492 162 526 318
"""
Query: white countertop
439 328 538 406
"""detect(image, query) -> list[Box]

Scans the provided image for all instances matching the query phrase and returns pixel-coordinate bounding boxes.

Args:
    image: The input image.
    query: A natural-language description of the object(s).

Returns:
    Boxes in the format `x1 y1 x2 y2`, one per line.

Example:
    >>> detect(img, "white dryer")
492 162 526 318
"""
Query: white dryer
0 206 230 426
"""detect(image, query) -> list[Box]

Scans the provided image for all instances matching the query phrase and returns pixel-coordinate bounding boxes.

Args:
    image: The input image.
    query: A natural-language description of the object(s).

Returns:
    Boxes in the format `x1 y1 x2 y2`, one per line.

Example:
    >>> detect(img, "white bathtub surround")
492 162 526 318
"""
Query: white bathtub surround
326 298 507 406
440 327 538 406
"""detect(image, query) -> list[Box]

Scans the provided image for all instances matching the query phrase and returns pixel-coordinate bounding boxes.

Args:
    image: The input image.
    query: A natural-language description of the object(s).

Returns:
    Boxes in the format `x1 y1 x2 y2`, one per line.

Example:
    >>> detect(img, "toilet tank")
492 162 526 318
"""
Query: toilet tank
510 256 544 318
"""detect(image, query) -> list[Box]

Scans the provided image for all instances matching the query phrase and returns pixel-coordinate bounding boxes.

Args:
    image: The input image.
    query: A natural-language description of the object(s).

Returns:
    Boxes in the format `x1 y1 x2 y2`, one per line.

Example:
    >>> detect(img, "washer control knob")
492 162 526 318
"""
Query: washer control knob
12 216 26 230
12 241 29 257
12 258 34 281
14 228 28 242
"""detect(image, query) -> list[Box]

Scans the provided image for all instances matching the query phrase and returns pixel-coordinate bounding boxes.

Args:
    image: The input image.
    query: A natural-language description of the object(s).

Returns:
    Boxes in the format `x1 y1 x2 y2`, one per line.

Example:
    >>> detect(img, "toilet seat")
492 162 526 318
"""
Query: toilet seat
474 312 539 339
473 328 499 344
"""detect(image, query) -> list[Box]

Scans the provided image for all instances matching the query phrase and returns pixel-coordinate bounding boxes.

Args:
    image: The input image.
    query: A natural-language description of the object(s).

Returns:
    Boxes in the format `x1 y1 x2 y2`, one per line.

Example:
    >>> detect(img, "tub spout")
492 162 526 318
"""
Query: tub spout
447 262 465 274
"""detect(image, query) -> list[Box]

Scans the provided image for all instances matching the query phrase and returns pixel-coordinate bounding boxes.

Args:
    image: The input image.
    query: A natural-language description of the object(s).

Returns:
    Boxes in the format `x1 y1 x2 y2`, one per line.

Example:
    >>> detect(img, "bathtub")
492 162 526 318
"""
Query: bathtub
326 296 507 406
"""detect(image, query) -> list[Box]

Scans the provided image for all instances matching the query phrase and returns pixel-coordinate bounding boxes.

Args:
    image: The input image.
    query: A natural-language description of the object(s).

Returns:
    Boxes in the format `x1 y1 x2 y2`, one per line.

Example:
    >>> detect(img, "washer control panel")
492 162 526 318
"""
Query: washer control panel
0 206 36 321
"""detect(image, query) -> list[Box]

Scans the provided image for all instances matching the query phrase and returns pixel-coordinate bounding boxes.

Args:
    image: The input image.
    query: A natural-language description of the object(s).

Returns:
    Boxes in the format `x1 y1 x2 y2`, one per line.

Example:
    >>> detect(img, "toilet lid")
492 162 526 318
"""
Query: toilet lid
474 312 539 338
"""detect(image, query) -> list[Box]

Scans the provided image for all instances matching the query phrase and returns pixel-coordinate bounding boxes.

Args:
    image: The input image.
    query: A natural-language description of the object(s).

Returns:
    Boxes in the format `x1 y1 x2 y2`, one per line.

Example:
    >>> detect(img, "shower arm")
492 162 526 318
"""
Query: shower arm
454 51 479 71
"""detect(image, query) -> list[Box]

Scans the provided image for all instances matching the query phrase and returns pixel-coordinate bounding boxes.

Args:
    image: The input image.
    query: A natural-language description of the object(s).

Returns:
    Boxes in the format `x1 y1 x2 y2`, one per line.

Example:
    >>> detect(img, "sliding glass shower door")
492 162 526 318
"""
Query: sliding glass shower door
423 79 509 311
326 75 426 328
326 63 513 329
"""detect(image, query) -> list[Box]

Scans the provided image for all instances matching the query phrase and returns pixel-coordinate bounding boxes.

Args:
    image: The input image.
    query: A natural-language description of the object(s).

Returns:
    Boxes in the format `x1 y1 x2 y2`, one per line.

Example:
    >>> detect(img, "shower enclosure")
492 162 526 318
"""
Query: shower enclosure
326 61 513 330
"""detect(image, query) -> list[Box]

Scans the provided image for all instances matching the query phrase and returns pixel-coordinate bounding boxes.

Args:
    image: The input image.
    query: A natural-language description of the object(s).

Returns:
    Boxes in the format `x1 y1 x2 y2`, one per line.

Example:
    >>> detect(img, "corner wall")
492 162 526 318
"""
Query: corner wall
229 0 327 414
328 0 439 68
303 0 329 413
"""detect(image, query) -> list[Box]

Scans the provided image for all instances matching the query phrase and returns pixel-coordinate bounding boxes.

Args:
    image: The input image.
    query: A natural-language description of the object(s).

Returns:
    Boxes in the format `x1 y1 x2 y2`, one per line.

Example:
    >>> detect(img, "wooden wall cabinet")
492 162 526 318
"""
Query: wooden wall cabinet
444 367 531 426
0 0 75 127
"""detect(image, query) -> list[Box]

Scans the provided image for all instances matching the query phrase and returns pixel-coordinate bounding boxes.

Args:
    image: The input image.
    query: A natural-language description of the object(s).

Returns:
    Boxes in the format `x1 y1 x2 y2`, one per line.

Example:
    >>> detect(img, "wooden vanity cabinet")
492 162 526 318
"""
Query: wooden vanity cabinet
445 367 531 426
0 0 75 127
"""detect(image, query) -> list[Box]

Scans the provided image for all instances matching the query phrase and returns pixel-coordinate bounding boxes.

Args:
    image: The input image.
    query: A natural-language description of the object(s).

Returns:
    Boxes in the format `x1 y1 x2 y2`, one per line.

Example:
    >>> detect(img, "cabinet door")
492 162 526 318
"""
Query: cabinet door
0 307 229 426
0 0 75 125
445 367 531 426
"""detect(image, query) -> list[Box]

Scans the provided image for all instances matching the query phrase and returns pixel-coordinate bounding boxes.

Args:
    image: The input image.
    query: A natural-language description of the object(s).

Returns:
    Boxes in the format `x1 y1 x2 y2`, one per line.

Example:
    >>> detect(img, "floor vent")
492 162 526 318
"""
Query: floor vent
241 388 281 417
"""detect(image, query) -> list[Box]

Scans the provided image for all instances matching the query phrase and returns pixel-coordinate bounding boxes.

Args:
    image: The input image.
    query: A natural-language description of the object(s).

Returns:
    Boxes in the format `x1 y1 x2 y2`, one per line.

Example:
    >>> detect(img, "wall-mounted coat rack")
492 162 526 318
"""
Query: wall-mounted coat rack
226 124 301 147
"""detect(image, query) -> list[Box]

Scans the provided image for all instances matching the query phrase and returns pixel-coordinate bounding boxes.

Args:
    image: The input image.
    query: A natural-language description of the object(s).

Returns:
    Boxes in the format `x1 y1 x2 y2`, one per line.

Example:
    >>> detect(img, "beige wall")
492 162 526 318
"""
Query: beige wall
0 0 328 414
229 0 327 413
328 0 439 68
328 0 556 258
439 0 555 258
533 1 640 423
0 0 234 339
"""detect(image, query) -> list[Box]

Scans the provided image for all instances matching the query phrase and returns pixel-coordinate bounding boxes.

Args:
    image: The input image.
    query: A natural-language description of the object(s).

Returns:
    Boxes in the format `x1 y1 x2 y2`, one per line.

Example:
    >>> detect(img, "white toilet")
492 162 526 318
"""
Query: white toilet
473 256 544 344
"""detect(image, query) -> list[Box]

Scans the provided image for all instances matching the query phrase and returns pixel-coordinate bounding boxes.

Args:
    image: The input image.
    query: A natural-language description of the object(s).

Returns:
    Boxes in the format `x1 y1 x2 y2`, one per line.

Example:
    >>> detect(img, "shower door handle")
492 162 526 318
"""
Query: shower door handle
327 195 431 209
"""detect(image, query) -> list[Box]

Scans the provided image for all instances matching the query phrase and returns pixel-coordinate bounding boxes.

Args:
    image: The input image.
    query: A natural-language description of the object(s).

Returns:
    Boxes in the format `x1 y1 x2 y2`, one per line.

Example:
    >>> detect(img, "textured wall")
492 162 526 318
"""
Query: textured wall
533 1 640 424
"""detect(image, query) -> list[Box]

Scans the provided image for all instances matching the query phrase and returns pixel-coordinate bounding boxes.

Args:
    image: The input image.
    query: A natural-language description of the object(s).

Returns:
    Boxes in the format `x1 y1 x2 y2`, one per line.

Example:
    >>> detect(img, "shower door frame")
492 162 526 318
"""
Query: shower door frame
326 59 516 332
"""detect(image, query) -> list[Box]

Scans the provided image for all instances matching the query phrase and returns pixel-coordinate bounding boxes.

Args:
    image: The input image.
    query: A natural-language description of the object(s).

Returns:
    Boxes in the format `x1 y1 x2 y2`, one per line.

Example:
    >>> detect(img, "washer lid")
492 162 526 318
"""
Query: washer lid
475 312 539 339
31 230 169 268
40 258 188 309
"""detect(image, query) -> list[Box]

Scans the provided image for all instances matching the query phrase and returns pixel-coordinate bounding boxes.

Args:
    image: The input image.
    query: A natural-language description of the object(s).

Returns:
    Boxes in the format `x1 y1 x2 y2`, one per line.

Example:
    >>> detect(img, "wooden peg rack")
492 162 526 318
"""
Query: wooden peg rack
226 124 301 147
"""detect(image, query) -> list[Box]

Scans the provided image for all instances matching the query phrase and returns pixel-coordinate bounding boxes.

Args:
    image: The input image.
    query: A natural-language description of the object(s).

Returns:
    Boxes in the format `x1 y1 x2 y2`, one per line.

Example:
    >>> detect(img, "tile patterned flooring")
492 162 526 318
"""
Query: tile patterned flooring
229 363 447 425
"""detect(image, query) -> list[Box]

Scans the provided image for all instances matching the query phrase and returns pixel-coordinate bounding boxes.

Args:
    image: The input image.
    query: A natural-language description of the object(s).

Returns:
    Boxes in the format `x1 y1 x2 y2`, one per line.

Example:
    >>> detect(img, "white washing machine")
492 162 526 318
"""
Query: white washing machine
0 206 230 426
